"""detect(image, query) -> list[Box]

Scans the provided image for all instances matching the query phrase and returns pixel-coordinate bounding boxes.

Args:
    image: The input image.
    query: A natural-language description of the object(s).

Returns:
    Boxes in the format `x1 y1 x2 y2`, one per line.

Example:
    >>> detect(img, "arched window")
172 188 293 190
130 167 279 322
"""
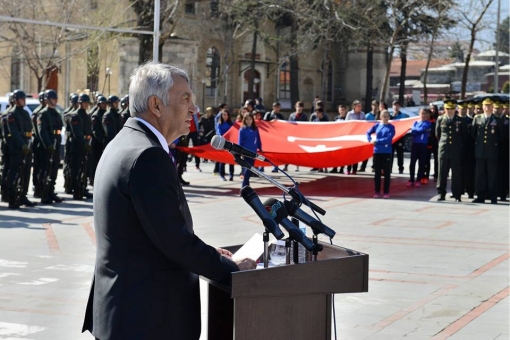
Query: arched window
10 47 21 90
322 58 333 102
205 47 220 96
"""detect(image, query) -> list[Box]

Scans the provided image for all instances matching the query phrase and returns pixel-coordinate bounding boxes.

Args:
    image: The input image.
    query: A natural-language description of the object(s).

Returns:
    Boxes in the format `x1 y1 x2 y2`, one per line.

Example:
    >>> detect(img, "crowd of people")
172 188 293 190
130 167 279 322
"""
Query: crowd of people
1 89 509 208
186 95 509 203
0 90 130 209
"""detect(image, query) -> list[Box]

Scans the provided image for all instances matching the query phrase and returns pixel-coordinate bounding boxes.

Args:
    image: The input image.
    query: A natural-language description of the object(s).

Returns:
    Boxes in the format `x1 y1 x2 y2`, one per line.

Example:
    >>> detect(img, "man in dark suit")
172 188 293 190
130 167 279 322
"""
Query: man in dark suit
435 99 467 202
471 97 504 204
82 63 256 340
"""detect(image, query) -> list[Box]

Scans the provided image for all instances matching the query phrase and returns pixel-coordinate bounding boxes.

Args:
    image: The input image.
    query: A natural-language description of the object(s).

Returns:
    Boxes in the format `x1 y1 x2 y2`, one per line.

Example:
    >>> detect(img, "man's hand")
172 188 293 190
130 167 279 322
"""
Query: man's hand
235 258 257 271
216 247 233 259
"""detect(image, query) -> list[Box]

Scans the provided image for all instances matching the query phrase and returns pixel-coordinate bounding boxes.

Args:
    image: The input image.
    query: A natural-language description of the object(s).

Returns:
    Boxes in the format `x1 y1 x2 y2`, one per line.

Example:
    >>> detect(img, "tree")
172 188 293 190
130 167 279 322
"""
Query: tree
494 16 509 52
378 0 434 104
0 0 87 92
130 0 183 64
457 0 495 99
422 1 456 104
502 80 509 94
449 41 464 61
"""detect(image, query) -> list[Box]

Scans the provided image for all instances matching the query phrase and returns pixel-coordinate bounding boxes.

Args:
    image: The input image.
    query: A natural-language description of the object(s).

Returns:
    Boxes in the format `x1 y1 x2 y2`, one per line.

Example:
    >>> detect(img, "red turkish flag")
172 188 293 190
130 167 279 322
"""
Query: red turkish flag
179 118 419 167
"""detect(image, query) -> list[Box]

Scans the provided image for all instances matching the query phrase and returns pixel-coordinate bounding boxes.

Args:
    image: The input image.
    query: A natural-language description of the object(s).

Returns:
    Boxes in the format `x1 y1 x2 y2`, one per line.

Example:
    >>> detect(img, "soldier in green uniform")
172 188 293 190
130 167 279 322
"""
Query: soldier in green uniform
457 100 475 198
5 90 37 208
37 90 64 204
69 94 93 200
32 92 46 198
436 99 468 202
471 97 504 204
102 95 121 148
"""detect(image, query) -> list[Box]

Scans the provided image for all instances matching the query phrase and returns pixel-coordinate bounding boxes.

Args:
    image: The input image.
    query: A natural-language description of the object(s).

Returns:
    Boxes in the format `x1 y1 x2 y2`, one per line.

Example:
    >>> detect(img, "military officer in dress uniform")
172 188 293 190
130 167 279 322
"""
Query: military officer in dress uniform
37 90 64 204
471 97 504 204
436 99 468 202
102 95 121 148
474 98 483 115
497 99 509 201
5 90 37 209
69 94 93 200
32 92 46 198
90 95 107 186
457 100 475 198
467 99 476 118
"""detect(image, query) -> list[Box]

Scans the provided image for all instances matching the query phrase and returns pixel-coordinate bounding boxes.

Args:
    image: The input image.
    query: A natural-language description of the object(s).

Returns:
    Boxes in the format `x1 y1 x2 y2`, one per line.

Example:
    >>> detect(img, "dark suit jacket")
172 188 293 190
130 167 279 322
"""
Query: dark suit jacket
471 114 503 159
435 114 467 160
82 118 238 340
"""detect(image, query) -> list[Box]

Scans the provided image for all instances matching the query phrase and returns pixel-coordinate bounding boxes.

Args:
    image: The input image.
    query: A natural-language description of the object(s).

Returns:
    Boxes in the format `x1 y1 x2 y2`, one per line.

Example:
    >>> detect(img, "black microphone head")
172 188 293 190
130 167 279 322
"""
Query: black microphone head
211 135 225 150
263 198 288 224
240 186 256 202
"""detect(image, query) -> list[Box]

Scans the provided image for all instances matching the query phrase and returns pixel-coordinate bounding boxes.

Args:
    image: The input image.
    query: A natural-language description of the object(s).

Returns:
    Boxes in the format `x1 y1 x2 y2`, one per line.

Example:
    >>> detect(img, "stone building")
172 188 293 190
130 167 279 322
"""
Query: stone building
0 1 387 114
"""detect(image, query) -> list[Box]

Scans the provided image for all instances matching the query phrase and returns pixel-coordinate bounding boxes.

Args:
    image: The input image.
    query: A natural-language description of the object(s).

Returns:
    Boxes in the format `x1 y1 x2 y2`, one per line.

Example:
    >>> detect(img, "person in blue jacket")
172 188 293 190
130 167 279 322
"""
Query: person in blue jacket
408 108 432 187
215 109 234 181
238 114 262 188
366 110 396 198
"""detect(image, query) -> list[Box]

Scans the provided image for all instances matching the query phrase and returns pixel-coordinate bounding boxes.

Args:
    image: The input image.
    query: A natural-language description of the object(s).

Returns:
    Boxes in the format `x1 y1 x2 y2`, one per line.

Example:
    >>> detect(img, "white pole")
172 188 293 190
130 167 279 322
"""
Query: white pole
494 0 501 93
153 0 160 62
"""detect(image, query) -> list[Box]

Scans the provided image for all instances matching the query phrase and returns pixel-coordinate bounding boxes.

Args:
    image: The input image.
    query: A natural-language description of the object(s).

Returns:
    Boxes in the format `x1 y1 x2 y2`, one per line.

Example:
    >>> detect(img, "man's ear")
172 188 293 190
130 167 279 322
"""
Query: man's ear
148 96 162 118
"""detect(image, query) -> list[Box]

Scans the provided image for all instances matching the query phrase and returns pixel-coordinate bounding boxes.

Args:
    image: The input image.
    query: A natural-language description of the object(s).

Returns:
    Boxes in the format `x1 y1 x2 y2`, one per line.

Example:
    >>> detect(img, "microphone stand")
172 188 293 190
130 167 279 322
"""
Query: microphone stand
231 153 326 215
232 153 326 264
263 230 269 268
285 238 291 265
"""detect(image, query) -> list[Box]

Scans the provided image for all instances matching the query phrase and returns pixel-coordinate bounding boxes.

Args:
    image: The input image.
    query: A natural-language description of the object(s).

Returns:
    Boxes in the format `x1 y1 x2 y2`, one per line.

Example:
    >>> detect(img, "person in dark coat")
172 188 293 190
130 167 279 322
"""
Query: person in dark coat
497 101 509 201
37 90 63 204
457 100 475 199
471 97 505 204
90 96 107 185
5 90 37 208
102 95 121 148
68 94 93 200
81 62 255 340
435 99 467 202
31 92 46 198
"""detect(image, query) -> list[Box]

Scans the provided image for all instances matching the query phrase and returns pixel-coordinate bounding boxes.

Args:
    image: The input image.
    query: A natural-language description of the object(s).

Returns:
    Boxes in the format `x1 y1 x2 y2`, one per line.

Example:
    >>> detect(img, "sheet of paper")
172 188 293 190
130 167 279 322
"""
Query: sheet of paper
232 233 267 262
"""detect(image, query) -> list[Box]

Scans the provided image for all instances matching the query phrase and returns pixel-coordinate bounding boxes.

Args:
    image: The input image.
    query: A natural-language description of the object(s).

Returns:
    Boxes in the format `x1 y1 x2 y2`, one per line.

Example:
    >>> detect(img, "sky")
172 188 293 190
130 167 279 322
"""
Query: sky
451 0 509 52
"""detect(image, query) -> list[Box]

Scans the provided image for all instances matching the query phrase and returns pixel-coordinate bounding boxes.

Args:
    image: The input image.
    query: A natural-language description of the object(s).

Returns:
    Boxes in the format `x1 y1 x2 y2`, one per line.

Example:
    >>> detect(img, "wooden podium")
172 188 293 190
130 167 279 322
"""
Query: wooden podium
201 242 369 340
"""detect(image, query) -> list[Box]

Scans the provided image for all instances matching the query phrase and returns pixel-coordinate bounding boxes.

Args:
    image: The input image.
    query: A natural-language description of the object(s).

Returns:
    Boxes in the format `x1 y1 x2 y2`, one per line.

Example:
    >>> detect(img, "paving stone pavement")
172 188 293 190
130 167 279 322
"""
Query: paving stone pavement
0 157 508 340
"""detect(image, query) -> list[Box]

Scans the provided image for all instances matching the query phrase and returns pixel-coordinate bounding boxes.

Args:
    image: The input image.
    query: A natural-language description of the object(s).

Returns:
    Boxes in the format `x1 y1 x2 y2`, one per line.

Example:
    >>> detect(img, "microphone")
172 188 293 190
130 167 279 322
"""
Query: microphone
240 186 284 240
211 135 268 162
284 200 336 239
263 198 315 251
